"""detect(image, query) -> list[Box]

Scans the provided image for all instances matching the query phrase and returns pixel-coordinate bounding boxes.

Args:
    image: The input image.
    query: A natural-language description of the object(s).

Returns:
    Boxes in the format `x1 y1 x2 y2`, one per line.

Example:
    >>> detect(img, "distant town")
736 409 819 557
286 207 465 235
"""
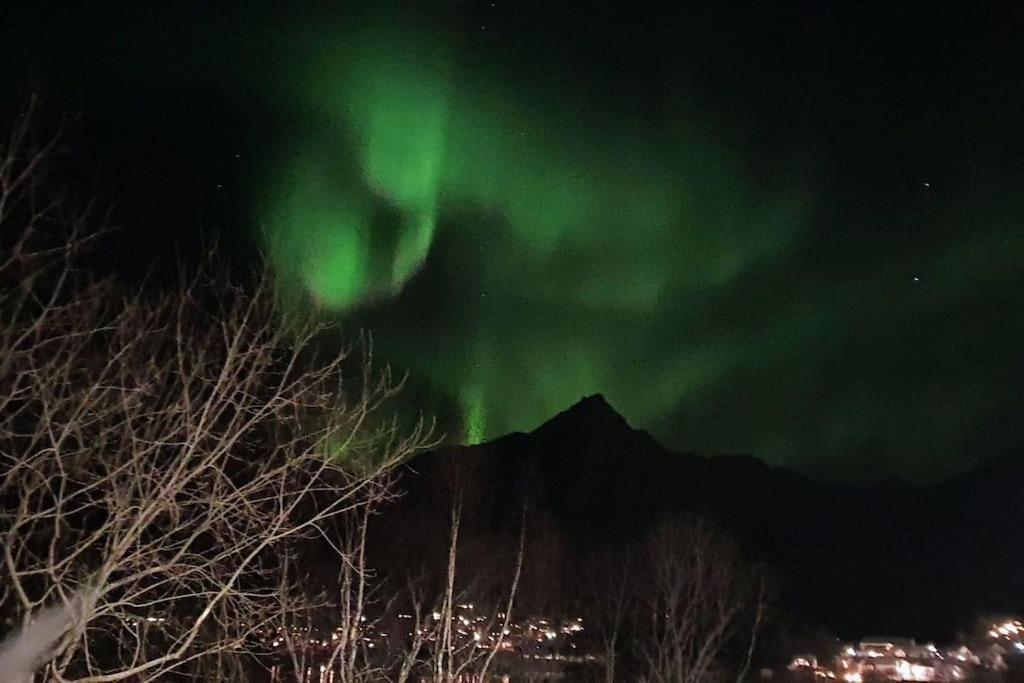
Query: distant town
780 618 1024 682
246 609 1024 681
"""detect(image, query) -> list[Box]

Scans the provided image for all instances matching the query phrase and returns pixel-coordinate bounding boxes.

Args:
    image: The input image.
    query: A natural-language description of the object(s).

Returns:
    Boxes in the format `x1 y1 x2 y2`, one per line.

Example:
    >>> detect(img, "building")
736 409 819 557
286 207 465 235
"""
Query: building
834 638 967 682
787 654 835 679
782 616 1024 682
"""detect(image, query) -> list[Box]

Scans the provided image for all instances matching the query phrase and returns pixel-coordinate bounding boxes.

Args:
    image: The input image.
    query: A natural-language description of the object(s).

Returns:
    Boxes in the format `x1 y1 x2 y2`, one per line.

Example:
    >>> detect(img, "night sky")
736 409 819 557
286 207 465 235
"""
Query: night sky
3 2 1023 481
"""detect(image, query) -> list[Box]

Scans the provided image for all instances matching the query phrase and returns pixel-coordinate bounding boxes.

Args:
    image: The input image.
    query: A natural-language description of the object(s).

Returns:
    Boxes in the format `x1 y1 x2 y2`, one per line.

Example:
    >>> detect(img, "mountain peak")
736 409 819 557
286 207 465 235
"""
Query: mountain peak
571 393 621 417
532 394 635 439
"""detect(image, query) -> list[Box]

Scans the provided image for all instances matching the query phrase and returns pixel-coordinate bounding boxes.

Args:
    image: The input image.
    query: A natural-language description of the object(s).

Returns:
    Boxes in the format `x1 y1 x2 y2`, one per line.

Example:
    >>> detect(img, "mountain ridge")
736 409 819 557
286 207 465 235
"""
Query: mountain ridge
381 394 1024 641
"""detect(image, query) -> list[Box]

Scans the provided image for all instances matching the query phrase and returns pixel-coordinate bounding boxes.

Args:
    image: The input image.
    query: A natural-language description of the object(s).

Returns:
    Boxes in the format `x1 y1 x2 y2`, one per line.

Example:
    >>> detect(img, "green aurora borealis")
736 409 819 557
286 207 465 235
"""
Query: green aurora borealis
5 3 1024 480
264 23 810 449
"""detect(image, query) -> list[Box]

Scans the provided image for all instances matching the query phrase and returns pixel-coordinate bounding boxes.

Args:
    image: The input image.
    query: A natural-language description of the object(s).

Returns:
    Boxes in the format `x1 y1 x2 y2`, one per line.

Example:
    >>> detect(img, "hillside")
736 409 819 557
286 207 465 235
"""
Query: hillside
377 395 1024 641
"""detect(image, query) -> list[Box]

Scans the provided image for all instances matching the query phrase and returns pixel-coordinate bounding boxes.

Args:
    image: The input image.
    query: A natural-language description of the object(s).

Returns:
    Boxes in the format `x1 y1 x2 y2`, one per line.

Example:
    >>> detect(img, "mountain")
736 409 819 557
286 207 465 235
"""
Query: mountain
378 394 1024 641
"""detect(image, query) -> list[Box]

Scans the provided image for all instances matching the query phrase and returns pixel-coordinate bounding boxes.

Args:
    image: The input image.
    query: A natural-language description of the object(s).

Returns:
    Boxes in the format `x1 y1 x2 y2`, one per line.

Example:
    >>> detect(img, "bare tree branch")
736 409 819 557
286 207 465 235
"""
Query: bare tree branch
0 103 433 682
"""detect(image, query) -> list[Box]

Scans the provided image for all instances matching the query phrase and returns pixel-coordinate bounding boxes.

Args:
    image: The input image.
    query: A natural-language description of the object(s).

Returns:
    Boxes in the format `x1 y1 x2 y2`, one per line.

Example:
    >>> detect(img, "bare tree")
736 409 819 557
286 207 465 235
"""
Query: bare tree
633 516 768 683
315 489 396 683
468 504 525 683
426 496 525 683
384 489 526 683
583 545 634 683
0 102 432 681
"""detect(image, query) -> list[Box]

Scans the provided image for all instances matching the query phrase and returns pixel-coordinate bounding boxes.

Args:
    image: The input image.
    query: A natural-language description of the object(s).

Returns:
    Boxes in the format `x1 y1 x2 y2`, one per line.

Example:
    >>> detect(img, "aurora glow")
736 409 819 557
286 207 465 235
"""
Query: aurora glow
262 24 807 453
7 3 1024 480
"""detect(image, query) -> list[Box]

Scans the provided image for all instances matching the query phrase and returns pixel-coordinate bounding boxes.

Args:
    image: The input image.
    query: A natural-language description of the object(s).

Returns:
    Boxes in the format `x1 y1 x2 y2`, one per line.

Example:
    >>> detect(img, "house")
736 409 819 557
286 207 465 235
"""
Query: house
835 638 966 682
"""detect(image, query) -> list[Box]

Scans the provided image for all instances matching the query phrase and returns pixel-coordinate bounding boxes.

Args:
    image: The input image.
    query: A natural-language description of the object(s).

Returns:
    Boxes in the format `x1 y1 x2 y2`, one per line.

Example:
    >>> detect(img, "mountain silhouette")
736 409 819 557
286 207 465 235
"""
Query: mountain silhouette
377 395 1024 642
